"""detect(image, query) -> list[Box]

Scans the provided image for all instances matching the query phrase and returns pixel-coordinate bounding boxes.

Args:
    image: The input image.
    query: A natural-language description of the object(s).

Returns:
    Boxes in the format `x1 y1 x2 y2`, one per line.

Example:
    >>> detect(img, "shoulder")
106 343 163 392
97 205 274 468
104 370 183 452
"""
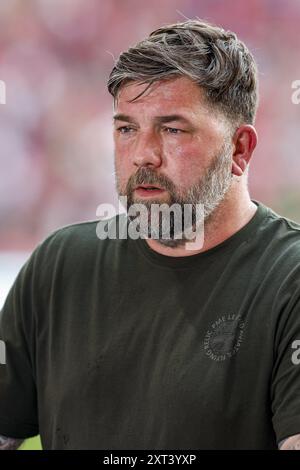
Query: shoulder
258 203 300 264
34 214 126 256
258 204 300 309
265 205 300 236
18 214 128 283
247 203 300 301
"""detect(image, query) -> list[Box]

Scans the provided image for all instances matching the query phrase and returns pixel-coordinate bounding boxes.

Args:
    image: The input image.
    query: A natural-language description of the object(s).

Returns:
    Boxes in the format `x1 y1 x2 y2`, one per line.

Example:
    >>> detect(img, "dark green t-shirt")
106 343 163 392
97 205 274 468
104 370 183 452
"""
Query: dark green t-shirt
1 199 300 450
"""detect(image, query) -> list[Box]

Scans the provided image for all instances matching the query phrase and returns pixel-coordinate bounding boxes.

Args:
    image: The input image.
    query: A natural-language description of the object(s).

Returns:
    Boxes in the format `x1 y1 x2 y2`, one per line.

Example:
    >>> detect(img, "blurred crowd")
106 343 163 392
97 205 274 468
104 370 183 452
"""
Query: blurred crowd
0 0 300 250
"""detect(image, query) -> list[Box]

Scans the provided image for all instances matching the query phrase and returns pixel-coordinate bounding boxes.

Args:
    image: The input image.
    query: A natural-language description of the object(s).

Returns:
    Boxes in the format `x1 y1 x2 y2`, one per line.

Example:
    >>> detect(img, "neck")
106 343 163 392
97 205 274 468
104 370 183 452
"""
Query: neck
144 183 257 257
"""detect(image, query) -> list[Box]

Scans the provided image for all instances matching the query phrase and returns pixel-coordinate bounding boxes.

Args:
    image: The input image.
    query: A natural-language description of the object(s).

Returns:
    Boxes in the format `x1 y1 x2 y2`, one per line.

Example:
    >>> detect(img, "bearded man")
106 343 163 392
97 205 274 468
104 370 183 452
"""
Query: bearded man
1 19 300 450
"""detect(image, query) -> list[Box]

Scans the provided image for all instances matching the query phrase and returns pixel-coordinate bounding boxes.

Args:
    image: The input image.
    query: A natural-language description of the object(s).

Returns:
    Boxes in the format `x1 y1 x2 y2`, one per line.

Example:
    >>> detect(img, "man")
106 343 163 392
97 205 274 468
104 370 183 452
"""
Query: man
1 19 300 450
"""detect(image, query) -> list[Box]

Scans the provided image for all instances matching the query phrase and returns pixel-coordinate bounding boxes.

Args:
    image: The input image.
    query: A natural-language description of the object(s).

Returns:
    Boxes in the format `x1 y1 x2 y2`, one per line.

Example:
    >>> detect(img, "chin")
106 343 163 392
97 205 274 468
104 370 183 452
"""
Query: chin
155 238 187 248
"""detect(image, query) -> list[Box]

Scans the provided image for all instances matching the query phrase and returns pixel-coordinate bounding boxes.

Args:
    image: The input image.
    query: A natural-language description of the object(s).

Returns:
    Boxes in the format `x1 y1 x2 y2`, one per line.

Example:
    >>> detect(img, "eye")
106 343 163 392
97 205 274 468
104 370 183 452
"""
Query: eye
163 127 184 134
116 126 135 134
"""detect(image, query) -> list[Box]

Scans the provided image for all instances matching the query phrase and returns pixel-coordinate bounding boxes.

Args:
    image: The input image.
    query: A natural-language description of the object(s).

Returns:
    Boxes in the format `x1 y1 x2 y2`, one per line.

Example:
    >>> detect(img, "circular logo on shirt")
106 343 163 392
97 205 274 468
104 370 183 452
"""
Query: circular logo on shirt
203 314 246 361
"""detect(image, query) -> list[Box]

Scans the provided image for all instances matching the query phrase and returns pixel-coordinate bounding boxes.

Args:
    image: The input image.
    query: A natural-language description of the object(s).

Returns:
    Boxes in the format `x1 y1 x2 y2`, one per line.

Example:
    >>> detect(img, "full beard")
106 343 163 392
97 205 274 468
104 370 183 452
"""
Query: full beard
115 142 233 248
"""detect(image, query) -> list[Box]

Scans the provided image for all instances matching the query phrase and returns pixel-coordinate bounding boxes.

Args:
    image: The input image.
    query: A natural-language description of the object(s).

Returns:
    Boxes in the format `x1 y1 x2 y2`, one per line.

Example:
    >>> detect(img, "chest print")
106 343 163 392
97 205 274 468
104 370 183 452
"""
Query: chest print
203 314 246 362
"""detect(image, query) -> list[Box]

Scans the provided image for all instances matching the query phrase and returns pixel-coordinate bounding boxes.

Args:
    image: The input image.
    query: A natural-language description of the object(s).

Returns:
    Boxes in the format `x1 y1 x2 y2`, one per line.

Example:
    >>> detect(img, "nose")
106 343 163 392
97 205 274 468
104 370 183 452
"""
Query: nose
132 130 162 168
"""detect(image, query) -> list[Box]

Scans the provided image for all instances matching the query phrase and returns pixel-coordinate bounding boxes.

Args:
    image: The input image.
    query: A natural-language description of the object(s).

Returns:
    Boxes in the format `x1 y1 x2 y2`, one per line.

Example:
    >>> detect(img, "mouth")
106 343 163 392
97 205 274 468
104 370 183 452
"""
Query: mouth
134 184 166 197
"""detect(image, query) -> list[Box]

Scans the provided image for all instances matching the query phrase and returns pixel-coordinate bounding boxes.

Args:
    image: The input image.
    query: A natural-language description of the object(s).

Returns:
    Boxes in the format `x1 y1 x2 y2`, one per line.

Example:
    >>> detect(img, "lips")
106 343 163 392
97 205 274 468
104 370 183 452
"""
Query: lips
135 184 163 190
134 185 166 197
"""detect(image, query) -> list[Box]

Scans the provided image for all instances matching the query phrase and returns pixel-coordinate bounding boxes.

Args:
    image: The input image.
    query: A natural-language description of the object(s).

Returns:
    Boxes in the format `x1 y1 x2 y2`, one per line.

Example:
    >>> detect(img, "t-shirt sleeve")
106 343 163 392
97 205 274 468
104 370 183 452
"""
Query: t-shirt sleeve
271 286 300 445
0 249 40 439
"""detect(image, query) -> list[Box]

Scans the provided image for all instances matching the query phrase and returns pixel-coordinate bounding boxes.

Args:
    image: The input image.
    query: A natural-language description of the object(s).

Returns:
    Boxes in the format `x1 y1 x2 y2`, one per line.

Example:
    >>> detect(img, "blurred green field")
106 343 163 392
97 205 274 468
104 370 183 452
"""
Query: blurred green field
19 435 42 450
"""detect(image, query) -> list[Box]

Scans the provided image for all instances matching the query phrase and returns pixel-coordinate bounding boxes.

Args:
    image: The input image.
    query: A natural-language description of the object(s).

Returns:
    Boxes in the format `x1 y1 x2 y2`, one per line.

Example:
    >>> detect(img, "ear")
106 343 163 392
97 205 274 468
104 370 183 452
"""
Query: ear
231 125 258 177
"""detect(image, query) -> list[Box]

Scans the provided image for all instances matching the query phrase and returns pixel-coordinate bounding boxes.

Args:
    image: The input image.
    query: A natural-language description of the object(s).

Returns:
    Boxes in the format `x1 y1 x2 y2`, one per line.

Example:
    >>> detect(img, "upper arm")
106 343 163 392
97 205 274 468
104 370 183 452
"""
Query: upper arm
0 251 39 438
0 435 24 450
271 286 300 445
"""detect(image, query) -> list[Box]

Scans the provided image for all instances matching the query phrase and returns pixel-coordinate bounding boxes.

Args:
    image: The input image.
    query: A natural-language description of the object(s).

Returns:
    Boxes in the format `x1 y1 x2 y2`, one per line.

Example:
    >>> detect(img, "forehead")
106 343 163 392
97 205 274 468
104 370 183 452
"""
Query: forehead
115 76 210 116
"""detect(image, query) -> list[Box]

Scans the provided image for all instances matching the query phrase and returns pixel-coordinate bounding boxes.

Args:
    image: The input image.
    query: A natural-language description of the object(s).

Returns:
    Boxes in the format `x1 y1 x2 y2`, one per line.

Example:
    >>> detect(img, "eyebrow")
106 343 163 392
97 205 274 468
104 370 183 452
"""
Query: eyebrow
113 113 192 125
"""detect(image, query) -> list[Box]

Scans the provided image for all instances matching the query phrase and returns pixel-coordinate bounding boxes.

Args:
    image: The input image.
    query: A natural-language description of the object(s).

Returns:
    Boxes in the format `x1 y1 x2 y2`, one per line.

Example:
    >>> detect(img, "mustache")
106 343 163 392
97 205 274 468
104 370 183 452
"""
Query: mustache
126 167 176 193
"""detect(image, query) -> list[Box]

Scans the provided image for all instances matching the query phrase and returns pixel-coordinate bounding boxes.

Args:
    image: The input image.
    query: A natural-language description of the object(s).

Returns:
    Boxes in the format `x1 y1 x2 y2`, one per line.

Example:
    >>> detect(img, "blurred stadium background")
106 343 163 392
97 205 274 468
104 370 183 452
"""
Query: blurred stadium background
0 0 300 451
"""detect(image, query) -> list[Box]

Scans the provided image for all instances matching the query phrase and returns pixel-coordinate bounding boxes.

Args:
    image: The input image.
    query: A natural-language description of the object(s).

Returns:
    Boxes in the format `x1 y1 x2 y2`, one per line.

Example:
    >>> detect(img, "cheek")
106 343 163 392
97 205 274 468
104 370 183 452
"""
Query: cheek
114 153 130 189
114 136 130 161
164 142 207 186
114 140 132 168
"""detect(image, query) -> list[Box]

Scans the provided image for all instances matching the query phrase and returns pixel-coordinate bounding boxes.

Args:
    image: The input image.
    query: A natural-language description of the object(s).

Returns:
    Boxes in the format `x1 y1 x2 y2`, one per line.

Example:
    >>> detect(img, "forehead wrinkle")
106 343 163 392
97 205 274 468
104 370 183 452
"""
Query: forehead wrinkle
118 77 199 106
114 77 227 133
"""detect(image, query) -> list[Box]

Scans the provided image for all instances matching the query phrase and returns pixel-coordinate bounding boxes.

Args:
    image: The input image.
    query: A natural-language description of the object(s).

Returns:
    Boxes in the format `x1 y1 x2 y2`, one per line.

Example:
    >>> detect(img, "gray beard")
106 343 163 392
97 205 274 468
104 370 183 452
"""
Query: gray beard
116 142 233 248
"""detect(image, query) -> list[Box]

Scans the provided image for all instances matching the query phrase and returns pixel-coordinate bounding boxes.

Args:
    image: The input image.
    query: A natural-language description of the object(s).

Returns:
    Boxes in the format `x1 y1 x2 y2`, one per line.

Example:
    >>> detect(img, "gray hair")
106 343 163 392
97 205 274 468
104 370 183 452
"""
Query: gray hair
107 19 259 128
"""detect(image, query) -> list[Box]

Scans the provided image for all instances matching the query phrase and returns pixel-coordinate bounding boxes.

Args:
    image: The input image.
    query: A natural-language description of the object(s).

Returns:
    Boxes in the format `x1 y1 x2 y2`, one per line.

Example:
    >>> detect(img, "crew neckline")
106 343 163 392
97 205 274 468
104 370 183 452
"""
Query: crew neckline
133 199 270 269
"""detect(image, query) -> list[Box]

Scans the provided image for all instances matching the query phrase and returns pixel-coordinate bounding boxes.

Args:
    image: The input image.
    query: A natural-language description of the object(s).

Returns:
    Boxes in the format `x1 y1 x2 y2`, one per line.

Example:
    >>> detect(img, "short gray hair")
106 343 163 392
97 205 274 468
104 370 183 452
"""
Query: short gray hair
107 19 259 127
